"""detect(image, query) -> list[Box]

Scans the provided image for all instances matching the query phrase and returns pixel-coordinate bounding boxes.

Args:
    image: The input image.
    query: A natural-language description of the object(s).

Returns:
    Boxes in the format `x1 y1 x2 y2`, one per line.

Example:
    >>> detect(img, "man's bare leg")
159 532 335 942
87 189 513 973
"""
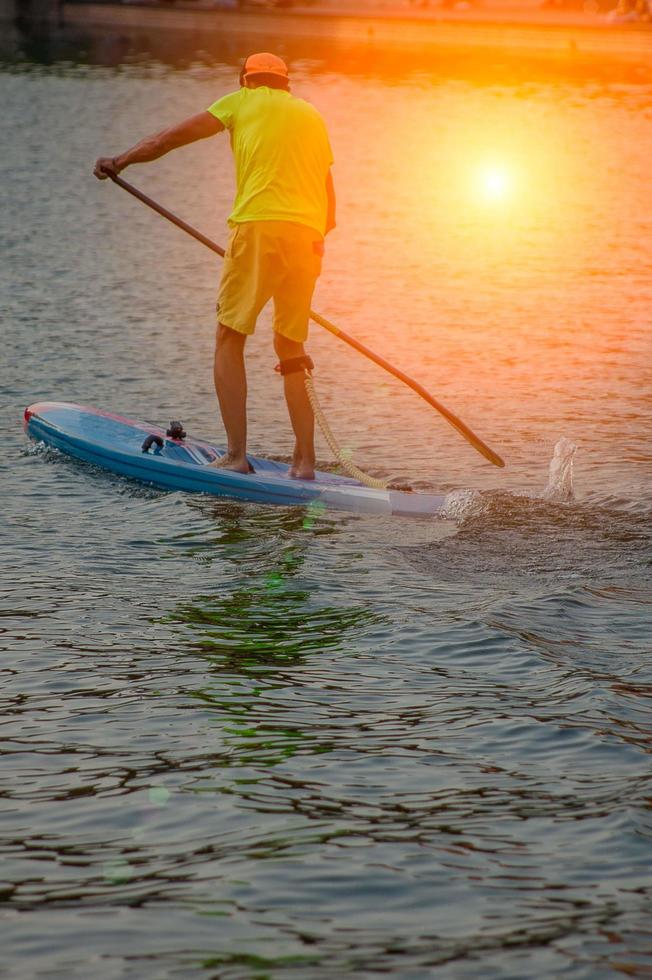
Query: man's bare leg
274 333 315 481
210 323 251 473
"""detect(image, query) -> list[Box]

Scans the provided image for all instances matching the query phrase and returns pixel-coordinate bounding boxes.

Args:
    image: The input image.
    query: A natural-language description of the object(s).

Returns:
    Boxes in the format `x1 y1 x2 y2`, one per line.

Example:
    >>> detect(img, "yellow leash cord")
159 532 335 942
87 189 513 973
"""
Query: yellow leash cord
303 372 389 491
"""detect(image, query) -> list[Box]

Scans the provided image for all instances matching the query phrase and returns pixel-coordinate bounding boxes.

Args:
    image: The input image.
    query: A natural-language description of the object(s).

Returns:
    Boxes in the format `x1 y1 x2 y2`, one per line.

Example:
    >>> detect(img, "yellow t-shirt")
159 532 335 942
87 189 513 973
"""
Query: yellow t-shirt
207 87 333 236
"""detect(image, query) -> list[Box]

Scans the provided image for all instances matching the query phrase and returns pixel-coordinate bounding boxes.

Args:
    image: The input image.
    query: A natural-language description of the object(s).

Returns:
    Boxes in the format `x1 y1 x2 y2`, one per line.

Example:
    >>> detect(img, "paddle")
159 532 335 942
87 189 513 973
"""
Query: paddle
107 172 505 468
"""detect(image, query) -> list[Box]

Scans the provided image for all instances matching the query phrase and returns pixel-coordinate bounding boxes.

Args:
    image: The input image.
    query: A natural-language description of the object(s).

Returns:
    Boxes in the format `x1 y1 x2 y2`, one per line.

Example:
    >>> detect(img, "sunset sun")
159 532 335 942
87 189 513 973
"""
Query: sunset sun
477 165 512 202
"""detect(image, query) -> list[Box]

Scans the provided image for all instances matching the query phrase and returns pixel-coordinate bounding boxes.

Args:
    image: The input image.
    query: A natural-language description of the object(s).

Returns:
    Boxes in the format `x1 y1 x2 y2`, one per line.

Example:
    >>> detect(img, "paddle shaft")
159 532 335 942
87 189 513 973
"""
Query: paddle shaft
108 173 505 468
111 173 225 258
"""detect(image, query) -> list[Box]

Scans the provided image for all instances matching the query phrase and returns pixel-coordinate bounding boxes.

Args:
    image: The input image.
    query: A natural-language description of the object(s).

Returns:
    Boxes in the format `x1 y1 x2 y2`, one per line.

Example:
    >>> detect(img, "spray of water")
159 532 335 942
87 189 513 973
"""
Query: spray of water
440 438 578 523
23 441 59 460
440 488 479 521
542 437 577 503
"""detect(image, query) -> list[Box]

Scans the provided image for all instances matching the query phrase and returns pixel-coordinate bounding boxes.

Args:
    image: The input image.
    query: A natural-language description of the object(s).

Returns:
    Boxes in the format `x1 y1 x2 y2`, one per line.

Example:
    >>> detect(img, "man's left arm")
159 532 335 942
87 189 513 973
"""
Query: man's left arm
325 168 336 236
94 111 225 179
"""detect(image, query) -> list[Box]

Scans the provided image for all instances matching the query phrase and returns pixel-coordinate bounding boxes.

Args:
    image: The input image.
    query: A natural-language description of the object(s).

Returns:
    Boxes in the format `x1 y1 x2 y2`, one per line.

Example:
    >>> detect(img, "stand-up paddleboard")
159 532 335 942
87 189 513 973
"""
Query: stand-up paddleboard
24 402 446 518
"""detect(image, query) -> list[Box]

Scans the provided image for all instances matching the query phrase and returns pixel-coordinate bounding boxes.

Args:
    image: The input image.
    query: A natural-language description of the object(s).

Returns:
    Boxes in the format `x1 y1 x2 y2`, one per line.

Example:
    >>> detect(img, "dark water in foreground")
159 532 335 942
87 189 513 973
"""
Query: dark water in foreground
2 41 652 978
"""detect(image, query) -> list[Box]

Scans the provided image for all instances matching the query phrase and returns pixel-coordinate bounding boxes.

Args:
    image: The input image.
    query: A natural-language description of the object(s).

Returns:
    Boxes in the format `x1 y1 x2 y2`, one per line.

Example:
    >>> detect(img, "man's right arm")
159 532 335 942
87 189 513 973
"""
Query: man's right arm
94 111 225 179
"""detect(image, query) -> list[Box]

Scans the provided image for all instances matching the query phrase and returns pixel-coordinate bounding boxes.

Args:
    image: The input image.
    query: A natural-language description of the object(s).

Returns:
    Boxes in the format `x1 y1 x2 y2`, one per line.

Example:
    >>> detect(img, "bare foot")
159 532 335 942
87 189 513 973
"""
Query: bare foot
208 453 253 474
289 464 315 481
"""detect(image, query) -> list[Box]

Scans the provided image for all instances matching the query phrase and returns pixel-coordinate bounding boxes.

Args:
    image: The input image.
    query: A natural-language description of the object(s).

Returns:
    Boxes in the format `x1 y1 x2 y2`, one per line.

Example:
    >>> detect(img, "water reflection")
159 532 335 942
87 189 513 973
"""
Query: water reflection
166 584 375 667
158 509 380 767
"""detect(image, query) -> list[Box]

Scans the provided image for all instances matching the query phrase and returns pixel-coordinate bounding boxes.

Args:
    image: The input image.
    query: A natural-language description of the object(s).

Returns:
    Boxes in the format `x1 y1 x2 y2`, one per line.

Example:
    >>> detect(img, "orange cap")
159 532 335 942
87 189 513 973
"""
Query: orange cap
242 52 289 80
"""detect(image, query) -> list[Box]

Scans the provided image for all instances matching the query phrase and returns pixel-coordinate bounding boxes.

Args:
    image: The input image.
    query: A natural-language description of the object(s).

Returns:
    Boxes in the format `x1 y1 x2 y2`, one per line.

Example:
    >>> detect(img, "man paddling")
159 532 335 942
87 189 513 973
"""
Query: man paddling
94 52 335 480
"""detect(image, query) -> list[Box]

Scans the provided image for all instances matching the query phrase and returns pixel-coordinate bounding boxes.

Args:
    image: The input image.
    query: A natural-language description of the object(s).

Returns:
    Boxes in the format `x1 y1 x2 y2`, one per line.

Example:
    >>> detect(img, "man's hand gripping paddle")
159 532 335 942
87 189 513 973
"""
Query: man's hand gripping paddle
106 173 505 469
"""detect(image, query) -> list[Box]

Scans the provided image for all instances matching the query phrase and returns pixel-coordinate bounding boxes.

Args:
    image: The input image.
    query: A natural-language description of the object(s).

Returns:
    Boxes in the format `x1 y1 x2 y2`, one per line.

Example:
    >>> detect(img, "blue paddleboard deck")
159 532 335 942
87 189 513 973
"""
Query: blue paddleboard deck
24 402 446 517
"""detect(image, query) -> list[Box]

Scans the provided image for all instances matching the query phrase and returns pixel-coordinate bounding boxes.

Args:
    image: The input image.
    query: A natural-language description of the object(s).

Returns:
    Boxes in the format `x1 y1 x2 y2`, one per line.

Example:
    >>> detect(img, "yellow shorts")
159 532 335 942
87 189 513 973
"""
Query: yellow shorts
217 220 323 344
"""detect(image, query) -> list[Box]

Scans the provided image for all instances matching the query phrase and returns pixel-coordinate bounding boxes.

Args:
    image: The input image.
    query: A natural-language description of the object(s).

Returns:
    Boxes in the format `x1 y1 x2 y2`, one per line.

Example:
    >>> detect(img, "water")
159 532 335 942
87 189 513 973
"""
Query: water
2 34 652 979
543 437 577 503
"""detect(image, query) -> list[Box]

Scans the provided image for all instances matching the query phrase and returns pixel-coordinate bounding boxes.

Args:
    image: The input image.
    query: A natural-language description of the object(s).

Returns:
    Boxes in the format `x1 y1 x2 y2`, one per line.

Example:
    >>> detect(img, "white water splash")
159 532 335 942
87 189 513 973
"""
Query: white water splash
543 437 577 503
440 488 479 521
439 437 578 524
22 440 59 459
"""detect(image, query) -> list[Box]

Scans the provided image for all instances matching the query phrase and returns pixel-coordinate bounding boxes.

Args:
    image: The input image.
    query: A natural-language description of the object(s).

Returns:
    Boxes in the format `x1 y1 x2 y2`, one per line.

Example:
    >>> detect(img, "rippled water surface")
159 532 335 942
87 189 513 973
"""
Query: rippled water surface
2 38 652 979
